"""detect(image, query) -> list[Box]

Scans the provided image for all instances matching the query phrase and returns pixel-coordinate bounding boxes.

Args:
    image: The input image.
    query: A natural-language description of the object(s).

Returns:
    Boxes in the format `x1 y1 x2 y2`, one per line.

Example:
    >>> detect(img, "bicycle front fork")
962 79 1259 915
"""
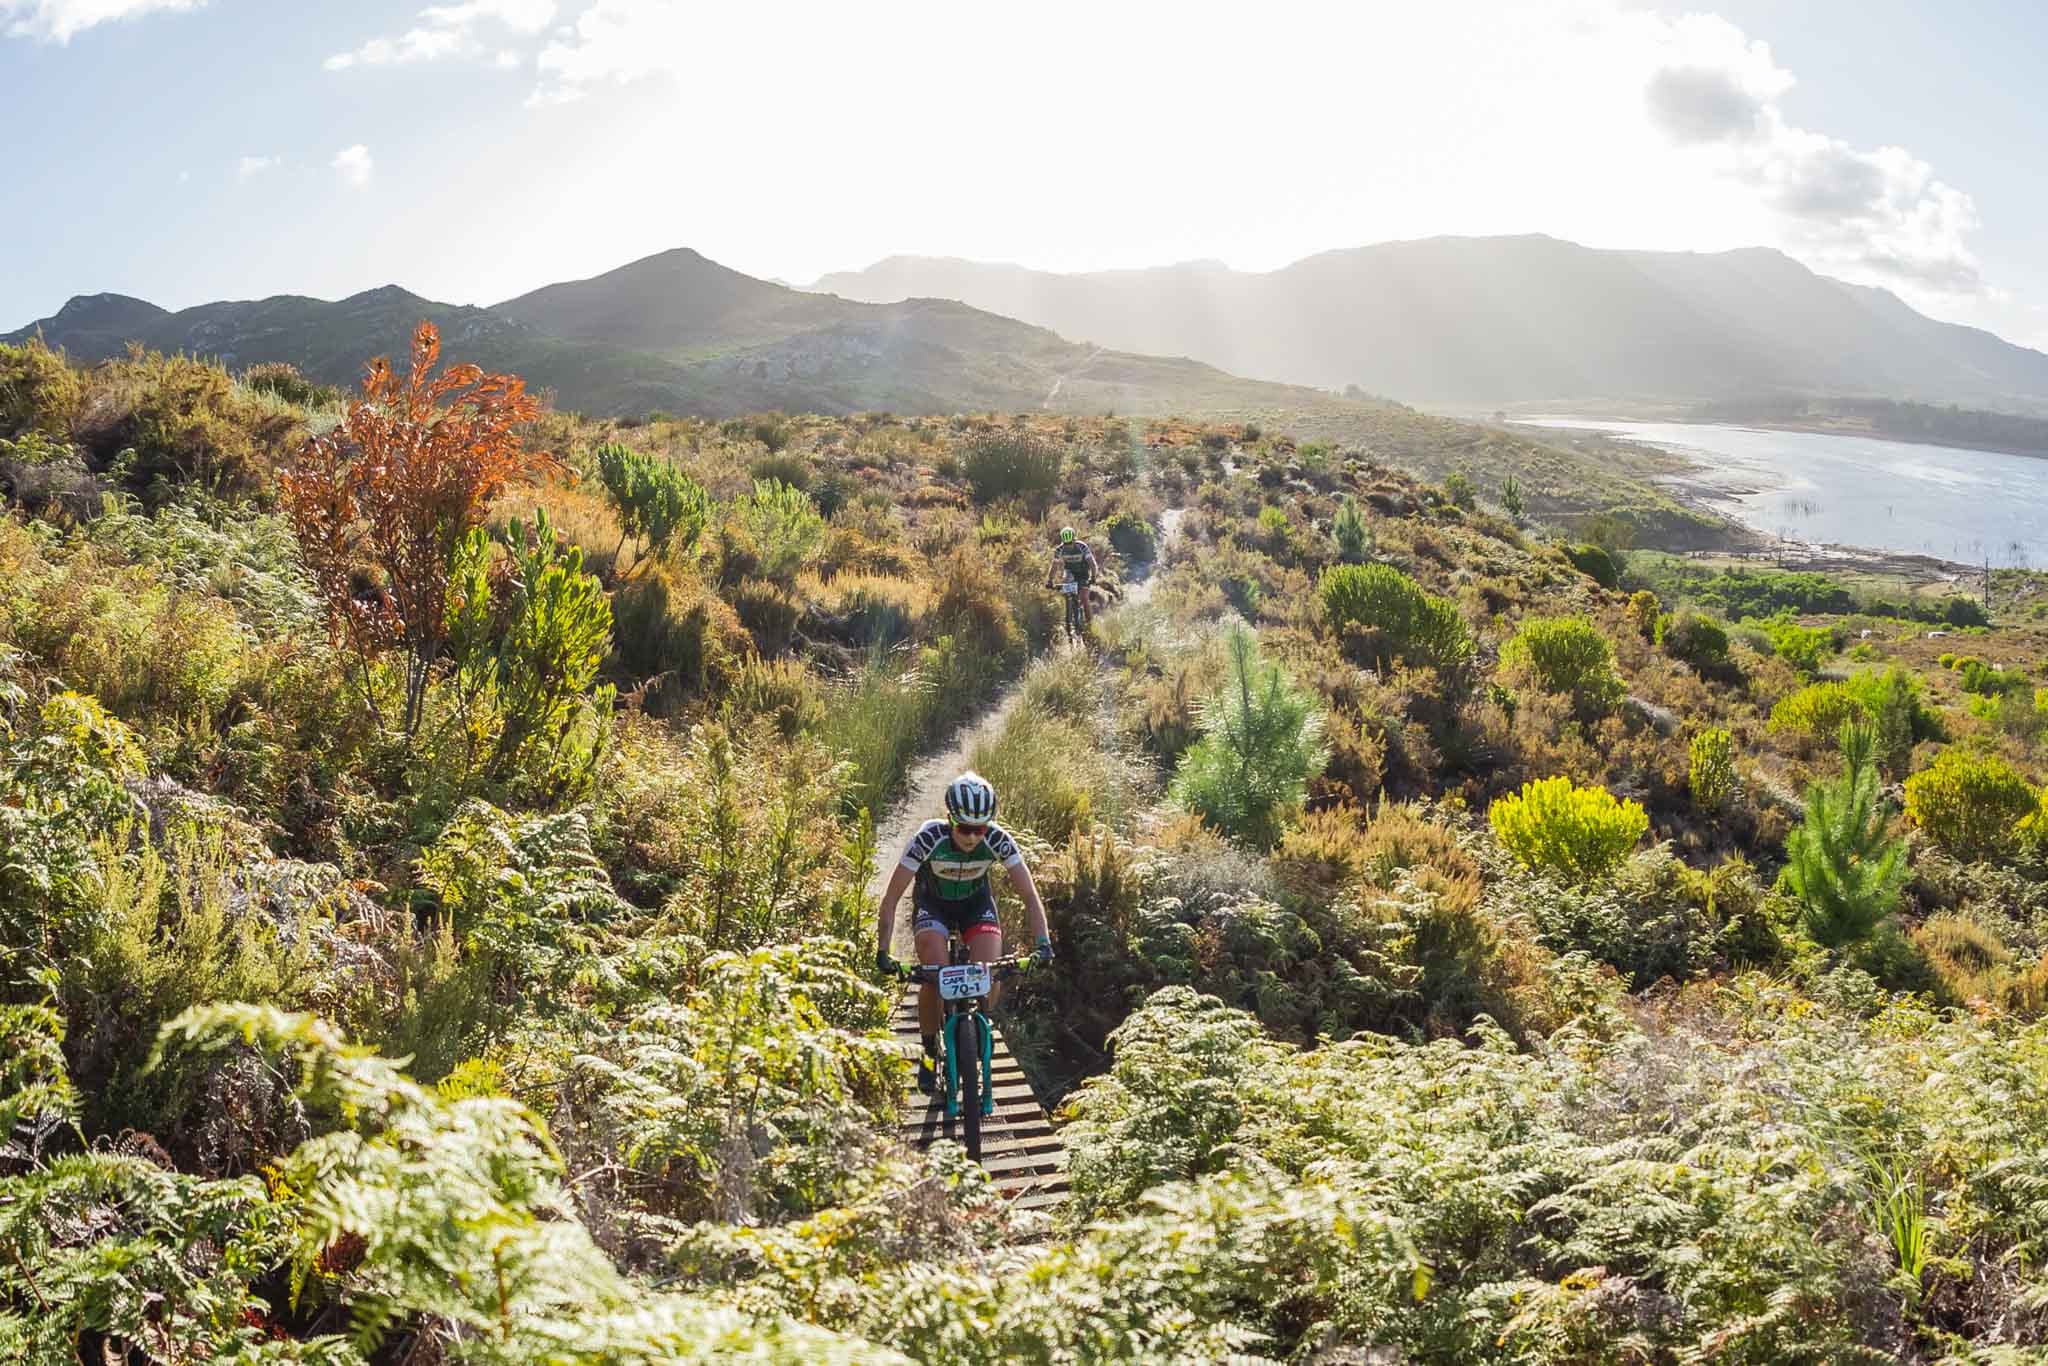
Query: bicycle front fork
941 1009 996 1118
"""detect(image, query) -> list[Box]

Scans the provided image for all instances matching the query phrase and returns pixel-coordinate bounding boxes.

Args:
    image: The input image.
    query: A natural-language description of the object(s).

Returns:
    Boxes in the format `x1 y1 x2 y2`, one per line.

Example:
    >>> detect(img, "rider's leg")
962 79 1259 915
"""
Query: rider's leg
914 926 949 1043
1078 580 1094 628
964 882 1005 1003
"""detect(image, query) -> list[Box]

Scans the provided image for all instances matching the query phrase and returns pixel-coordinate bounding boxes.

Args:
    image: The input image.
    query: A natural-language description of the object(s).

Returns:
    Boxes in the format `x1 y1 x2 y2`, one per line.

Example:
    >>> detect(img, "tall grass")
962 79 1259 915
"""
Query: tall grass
821 635 1010 815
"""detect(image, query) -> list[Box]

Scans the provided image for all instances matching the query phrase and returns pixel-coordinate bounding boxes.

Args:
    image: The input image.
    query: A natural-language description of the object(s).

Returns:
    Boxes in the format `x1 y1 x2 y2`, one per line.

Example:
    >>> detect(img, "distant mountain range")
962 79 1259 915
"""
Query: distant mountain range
2 249 1341 420
812 236 2048 412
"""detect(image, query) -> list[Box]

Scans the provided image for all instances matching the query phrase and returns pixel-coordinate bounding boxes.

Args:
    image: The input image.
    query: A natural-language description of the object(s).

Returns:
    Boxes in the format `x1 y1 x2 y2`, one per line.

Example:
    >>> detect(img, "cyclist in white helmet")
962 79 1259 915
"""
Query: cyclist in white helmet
875 771 1054 1093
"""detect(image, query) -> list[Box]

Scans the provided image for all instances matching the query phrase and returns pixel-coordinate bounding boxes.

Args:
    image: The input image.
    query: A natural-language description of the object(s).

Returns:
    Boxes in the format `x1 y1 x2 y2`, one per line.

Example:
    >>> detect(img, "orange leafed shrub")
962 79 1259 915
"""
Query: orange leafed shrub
280 321 553 733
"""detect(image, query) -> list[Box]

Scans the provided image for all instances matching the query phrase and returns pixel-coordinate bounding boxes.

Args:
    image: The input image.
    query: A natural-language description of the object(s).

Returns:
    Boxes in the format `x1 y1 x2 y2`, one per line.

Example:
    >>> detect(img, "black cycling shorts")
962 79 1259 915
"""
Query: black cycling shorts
912 879 1001 941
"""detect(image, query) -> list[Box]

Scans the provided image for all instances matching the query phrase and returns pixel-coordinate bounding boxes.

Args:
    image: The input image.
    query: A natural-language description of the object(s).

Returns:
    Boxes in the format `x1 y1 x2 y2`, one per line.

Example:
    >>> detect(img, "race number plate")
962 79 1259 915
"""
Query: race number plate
937 963 993 1001
1061 582 1078 594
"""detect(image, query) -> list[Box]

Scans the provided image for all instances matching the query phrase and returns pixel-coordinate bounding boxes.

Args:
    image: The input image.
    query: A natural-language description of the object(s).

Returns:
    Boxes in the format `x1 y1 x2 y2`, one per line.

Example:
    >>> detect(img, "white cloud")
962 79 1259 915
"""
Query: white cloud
331 144 373 189
502 3 1989 313
420 0 553 31
1640 14 1980 293
326 0 553 70
531 0 683 104
235 154 279 181
1 0 202 43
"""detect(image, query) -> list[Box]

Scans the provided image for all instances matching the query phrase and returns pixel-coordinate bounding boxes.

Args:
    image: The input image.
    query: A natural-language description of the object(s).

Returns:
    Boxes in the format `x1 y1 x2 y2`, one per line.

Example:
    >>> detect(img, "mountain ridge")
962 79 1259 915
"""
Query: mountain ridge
811 235 2048 411
2 249 1349 422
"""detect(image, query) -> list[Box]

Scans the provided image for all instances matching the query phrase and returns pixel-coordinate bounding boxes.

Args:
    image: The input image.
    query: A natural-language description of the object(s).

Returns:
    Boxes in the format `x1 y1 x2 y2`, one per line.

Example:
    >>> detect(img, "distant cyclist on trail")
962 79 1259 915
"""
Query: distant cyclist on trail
1044 526 1101 629
875 772 1054 1094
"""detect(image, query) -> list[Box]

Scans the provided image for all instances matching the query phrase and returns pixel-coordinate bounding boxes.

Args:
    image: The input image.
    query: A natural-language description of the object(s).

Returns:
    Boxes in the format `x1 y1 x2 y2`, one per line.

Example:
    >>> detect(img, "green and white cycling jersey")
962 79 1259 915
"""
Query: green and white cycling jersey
1053 539 1095 585
899 819 1024 899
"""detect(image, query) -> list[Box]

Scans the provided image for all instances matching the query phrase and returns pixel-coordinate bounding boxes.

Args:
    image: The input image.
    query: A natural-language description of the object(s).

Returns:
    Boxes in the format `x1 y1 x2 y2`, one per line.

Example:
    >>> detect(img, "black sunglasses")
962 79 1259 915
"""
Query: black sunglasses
951 821 989 837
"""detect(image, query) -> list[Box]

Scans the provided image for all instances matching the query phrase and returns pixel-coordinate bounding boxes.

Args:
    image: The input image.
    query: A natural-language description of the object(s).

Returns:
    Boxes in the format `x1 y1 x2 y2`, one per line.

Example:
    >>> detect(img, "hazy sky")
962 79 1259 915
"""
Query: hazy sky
5 0 2046 349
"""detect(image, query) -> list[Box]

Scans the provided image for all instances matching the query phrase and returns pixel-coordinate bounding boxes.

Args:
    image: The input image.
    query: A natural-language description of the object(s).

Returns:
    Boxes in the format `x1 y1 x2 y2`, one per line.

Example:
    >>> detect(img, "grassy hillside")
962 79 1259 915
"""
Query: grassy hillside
9 329 2048 1360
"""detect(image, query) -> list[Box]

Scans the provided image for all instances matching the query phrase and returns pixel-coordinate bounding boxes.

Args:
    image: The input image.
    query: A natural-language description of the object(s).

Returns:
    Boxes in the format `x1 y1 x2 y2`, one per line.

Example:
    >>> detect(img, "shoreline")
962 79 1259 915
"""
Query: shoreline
1511 419 1985 590
1728 418 2048 462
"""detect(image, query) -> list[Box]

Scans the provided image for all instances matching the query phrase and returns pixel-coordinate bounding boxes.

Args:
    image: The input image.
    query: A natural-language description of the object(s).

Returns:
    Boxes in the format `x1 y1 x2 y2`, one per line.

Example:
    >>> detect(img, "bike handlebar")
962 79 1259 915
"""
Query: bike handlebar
897 955 1033 984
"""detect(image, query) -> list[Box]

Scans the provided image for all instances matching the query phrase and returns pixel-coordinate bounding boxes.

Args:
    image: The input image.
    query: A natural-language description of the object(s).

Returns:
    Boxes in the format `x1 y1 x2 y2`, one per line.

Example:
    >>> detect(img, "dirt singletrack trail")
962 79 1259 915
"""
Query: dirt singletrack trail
872 508 1182 1207
868 505 1184 931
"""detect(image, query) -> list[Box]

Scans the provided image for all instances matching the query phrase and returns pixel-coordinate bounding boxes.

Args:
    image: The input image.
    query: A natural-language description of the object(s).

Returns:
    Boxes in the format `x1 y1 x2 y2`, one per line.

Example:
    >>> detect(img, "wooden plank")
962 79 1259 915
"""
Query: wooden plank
1008 1190 1070 1212
956 1132 1062 1158
898 1099 1045 1121
898 1114 1048 1141
885 1003 1074 1190
975 1150 1068 1178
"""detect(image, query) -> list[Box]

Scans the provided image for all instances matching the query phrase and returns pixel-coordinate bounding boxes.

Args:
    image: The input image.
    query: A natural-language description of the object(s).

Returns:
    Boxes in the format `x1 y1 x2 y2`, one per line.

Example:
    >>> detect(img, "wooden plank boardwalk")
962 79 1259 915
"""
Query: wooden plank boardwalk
890 986 1068 1213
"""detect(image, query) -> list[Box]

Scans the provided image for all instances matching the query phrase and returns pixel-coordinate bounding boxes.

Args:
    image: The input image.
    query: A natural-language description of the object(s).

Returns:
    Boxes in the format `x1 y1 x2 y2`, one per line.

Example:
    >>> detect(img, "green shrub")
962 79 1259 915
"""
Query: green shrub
1768 681 1868 742
0 337 83 437
242 361 341 408
1564 542 1619 589
1 690 150 926
1627 590 1659 639
1904 749 2038 861
1765 620 1836 675
1318 563 1473 673
593 441 711 560
1656 609 1729 666
961 431 1062 509
729 656 827 739
1494 848 1720 987
1331 495 1371 560
1442 471 1477 511
484 510 615 791
1689 727 1737 810
1499 615 1625 716
725 478 824 586
1489 775 1648 882
1841 666 1933 775
1500 473 1524 519
124 354 285 502
609 560 748 714
1256 503 1291 546
1170 625 1329 848
733 580 802 656
1782 722 1907 948
1960 658 2029 697
52 821 324 1132
748 450 812 492
1102 510 1156 560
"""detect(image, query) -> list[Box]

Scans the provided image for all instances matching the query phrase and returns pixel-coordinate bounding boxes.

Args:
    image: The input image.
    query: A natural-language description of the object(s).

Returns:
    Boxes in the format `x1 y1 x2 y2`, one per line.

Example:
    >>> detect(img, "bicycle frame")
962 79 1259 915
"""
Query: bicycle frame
905 941 1025 1120
1050 577 1085 642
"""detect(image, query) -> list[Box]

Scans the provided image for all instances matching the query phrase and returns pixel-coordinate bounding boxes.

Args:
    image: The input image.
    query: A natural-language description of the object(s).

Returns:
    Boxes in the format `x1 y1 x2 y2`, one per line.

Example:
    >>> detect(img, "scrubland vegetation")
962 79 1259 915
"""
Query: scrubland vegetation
11 330 2048 1361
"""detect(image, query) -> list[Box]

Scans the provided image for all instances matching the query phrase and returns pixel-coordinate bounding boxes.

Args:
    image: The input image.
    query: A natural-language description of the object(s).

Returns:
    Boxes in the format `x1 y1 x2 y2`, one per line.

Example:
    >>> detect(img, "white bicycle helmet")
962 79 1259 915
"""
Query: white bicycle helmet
944 771 998 822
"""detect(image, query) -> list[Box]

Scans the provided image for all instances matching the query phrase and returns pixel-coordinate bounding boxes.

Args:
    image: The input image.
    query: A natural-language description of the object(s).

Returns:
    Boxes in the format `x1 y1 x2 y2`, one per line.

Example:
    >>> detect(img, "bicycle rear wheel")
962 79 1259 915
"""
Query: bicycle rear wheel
954 1012 982 1159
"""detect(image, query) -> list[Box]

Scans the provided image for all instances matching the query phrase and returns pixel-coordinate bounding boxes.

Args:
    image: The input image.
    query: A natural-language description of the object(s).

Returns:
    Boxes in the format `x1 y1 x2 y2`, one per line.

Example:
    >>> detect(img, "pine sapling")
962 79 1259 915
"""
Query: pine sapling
1782 720 1906 948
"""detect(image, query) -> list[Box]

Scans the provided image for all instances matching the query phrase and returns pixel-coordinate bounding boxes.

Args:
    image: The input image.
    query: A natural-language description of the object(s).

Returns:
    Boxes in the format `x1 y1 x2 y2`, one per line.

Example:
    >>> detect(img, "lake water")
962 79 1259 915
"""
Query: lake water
1524 418 2048 567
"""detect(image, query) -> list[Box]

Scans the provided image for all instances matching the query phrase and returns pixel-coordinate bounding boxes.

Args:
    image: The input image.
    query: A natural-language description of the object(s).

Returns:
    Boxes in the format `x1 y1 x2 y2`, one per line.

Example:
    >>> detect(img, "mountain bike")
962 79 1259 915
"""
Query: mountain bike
899 943 1031 1160
1049 576 1086 645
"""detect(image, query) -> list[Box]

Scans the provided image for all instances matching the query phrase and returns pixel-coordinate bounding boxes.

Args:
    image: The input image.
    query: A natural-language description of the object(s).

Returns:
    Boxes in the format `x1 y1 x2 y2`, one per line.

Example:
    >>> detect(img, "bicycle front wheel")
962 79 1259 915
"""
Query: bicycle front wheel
954 1013 982 1159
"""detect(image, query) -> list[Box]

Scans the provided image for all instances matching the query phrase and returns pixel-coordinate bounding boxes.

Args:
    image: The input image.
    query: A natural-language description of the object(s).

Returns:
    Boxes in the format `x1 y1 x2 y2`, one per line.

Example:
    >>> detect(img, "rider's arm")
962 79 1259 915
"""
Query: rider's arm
1085 544 1101 574
875 861 915 956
